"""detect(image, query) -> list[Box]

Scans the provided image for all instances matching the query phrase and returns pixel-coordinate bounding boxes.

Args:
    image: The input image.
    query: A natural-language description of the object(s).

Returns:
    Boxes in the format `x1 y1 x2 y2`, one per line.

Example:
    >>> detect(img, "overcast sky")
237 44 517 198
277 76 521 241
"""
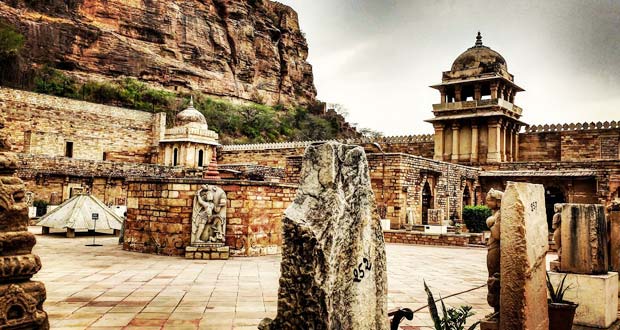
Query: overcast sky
278 0 620 135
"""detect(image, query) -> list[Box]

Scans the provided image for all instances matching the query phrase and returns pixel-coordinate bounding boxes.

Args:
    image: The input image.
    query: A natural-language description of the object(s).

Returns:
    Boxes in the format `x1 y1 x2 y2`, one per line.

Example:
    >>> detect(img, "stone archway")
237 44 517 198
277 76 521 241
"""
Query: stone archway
422 181 433 225
545 186 566 230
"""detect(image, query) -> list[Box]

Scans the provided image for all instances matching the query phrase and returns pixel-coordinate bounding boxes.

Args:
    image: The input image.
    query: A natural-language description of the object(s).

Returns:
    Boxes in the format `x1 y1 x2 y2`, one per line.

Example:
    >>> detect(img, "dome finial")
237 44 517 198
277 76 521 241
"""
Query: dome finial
475 31 483 47
190 95 194 107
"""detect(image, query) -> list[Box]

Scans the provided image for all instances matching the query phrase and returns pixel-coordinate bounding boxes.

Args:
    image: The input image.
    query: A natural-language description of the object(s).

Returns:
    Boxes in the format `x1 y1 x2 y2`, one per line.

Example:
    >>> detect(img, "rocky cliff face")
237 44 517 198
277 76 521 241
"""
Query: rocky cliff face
0 0 316 106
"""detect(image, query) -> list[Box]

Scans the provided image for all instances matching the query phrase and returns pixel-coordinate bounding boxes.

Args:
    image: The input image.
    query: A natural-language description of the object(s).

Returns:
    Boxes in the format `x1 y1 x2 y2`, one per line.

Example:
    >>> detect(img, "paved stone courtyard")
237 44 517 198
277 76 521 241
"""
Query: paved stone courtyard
33 227 495 330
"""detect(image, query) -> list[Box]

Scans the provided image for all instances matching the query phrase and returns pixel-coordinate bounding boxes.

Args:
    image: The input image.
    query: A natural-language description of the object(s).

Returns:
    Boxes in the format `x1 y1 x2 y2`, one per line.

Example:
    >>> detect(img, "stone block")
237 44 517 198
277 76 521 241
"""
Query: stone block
500 182 549 330
560 204 608 274
185 245 230 260
548 271 618 328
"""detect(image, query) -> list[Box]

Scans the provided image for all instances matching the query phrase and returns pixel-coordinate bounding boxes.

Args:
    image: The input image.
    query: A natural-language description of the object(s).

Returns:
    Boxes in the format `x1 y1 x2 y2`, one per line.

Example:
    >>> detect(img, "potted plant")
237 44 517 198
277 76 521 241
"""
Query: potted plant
547 273 578 330
424 281 480 330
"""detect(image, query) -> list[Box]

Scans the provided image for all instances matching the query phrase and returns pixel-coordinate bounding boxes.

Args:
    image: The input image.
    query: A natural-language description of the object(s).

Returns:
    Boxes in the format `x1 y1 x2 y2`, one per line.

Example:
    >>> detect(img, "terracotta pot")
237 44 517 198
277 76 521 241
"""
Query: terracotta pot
548 301 578 330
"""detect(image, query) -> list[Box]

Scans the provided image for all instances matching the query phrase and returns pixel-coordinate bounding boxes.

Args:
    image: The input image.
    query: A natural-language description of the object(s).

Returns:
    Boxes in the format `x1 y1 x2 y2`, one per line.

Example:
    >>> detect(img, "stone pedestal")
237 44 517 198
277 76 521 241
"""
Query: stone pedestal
479 318 498 330
499 182 549 330
560 204 608 274
548 271 618 328
185 244 230 260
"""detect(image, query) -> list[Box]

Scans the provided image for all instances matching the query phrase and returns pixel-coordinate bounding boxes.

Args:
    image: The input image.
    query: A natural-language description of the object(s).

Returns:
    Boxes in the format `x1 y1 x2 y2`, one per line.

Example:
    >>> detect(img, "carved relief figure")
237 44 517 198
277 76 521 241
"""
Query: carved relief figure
552 204 562 263
485 188 503 313
191 185 227 244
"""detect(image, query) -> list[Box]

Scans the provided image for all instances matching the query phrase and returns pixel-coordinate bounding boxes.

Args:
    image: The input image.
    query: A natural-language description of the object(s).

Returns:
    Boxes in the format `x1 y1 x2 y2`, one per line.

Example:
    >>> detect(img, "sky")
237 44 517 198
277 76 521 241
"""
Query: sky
278 0 620 135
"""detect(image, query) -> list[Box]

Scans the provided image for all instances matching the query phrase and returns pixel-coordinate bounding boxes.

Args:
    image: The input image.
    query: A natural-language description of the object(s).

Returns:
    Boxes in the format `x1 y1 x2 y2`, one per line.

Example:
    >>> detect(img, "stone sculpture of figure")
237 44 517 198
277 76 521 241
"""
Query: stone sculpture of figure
552 204 562 263
191 185 227 244
485 188 503 313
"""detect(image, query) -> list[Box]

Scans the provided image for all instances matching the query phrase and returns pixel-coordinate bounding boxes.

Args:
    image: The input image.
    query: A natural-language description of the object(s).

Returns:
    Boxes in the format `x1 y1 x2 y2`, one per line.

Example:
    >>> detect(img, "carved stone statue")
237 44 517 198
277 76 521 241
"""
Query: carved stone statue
191 184 227 244
552 204 562 263
485 188 503 314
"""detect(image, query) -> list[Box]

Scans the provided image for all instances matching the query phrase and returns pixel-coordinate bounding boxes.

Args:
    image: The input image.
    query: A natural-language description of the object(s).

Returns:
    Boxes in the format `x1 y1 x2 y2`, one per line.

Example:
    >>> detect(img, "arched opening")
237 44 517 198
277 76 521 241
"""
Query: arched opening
197 150 204 167
545 186 566 230
422 182 433 225
173 148 178 166
463 186 471 207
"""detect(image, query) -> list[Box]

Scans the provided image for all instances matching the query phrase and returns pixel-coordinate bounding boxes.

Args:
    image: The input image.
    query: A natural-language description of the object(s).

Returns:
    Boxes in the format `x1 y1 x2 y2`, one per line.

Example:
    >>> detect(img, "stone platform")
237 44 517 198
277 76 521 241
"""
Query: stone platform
548 271 618 328
185 244 230 260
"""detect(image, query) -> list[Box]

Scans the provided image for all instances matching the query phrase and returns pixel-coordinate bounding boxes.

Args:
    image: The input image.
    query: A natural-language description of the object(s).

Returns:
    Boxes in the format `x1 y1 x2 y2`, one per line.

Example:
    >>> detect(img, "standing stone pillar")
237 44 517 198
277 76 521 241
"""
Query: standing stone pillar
433 123 445 161
487 119 502 163
609 202 620 272
260 142 388 330
0 119 49 329
451 123 460 162
499 182 549 329
470 124 479 163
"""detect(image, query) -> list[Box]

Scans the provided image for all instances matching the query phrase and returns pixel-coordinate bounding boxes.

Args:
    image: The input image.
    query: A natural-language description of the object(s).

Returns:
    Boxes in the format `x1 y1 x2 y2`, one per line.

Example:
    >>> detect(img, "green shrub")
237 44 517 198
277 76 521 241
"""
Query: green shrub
424 281 479 330
0 21 24 58
462 205 491 233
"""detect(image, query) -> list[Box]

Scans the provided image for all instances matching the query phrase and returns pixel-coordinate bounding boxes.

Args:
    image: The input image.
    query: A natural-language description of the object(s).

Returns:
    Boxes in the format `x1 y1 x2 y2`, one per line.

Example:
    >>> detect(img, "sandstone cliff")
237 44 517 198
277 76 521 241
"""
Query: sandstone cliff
0 0 316 106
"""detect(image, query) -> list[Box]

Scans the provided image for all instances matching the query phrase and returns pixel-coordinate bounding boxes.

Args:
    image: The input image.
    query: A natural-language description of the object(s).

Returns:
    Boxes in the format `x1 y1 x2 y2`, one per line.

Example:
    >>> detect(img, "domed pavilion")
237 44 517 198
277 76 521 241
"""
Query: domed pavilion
158 98 220 172
426 32 526 164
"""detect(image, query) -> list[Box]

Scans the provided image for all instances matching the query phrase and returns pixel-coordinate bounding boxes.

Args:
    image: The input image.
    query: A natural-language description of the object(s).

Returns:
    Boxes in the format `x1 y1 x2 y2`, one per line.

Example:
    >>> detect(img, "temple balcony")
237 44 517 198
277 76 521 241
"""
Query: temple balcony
432 98 523 116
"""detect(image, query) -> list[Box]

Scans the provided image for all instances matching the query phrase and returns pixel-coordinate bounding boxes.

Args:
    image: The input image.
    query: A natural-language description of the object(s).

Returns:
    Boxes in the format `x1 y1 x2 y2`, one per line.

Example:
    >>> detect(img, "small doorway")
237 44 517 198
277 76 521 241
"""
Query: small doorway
197 150 204 167
463 186 472 207
422 182 433 225
65 141 73 158
545 186 566 230
173 148 178 166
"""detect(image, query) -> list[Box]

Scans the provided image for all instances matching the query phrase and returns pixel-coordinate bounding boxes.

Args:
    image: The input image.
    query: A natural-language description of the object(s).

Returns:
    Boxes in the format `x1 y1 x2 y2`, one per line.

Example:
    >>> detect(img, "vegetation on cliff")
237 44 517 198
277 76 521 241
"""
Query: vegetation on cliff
32 67 353 144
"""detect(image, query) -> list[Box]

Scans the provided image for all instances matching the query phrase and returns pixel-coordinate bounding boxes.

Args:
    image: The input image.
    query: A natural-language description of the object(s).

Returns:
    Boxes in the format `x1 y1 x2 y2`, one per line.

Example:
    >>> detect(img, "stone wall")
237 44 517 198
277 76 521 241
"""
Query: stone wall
286 152 480 229
383 230 484 246
123 178 297 257
1 88 163 161
519 122 619 162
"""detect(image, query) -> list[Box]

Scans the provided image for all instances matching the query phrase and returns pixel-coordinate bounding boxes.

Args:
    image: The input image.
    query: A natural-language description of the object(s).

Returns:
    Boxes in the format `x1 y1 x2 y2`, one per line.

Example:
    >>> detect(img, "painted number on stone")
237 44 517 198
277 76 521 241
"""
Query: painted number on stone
353 257 372 283
530 201 537 212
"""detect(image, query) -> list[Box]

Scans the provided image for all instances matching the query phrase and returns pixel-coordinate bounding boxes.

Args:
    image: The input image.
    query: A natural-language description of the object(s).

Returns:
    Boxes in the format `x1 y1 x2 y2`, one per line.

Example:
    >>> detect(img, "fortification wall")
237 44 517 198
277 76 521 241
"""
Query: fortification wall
0 88 163 162
519 121 619 162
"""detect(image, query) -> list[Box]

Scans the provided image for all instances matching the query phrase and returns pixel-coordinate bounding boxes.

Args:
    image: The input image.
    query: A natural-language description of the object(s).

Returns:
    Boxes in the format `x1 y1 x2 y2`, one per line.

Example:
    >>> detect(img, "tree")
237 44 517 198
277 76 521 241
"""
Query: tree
0 22 24 58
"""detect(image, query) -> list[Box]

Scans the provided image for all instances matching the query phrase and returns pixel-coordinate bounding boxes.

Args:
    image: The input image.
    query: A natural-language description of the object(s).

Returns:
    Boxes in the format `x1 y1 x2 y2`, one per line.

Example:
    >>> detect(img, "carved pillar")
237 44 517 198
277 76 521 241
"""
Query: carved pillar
471 124 479 163
451 123 460 162
487 119 502 163
507 124 514 162
0 119 49 329
474 84 482 101
433 123 445 161
499 84 506 101
513 128 520 161
439 86 447 104
490 81 499 99
454 85 462 102
501 122 508 162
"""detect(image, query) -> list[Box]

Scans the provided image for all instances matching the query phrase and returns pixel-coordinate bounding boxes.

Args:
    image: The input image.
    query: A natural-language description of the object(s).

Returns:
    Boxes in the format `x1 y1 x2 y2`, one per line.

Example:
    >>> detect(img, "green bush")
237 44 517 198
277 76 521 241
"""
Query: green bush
0 21 24 58
462 205 491 233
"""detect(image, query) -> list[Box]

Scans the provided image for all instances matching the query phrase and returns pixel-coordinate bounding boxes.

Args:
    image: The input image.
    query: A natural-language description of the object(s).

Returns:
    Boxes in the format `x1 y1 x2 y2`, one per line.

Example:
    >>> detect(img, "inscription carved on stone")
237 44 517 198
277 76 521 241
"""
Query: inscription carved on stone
260 142 388 330
191 184 227 245
0 118 48 329
499 182 548 330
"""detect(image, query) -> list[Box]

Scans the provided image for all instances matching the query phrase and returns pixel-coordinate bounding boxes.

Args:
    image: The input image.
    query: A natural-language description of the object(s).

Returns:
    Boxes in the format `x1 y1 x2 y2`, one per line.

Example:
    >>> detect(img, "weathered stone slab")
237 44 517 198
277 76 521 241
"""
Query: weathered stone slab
260 142 388 330
499 182 548 330
560 204 608 274
548 271 618 328
609 210 620 273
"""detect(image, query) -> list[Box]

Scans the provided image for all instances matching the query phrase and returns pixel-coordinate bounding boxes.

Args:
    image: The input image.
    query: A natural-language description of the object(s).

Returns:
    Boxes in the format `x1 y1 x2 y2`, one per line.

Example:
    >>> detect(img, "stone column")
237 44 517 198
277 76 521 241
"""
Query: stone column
439 87 446 104
451 123 460 162
0 119 49 329
471 124 479 163
507 124 514 162
433 123 444 161
501 123 508 162
490 82 499 99
487 119 502 163
454 85 462 102
499 182 549 330
610 207 620 272
498 84 506 100
513 130 520 161
474 84 482 101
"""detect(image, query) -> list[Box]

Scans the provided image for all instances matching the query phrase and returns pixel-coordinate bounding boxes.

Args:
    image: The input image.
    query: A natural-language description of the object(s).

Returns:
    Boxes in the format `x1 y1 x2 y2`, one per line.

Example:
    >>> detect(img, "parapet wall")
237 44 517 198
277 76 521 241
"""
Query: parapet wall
219 134 434 168
519 121 619 162
0 87 162 161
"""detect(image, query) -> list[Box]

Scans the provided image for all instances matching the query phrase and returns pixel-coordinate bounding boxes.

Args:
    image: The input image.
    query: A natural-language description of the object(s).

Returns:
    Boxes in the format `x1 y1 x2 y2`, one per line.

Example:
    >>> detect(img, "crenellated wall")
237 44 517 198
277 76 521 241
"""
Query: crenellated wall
518 121 619 162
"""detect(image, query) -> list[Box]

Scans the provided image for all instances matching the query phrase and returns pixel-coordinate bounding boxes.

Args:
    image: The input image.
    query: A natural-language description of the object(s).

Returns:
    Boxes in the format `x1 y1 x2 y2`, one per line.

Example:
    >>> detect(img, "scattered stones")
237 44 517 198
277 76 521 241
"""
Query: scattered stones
499 182 549 330
260 142 388 330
